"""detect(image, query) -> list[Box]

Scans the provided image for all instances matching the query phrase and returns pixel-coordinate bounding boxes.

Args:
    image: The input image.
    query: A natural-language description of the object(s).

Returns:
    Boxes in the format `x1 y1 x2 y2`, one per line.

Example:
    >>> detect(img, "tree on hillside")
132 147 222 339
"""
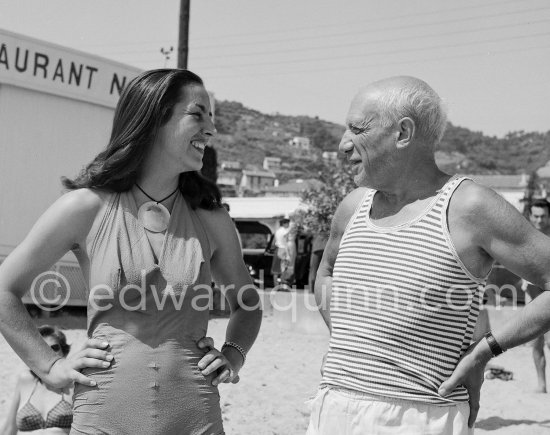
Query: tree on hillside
295 160 356 236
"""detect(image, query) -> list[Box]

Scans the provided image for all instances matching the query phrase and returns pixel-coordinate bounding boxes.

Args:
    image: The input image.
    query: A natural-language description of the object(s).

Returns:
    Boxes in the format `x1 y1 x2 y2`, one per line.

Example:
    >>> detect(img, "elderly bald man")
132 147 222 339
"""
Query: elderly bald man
308 76 550 435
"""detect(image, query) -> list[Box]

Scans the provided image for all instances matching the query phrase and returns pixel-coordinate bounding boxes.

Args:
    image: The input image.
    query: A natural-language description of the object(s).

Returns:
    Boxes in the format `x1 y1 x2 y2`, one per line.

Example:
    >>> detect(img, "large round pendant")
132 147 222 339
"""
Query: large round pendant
137 201 170 233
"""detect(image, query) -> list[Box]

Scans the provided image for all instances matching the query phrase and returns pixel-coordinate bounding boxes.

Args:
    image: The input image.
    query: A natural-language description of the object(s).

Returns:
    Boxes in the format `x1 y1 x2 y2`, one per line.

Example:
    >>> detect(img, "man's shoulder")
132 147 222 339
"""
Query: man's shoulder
341 187 370 210
332 187 369 232
452 179 502 214
450 179 520 231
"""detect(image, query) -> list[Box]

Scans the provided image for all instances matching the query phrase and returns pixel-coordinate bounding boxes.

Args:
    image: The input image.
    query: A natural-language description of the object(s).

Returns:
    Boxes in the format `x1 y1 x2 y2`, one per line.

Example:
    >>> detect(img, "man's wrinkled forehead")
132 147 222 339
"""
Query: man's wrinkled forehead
346 89 382 123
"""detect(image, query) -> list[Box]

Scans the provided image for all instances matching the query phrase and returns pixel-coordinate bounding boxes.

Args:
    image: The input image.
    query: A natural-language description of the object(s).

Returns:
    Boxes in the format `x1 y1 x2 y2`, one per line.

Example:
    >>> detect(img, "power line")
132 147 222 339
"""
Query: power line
92 15 550 58
191 5 550 50
115 33 550 73
190 30 550 70
75 0 545 52
188 0 526 41
201 42 550 80
191 17 550 60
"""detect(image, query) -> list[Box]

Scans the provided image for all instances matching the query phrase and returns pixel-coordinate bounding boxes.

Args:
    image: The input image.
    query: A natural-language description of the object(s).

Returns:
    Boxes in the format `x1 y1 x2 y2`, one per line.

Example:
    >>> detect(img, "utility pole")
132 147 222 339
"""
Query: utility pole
178 0 190 68
177 0 217 185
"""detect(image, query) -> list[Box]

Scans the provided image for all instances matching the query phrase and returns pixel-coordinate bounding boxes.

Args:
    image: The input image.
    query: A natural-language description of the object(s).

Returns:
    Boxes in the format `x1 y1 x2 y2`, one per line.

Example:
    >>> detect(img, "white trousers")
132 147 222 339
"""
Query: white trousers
306 388 473 435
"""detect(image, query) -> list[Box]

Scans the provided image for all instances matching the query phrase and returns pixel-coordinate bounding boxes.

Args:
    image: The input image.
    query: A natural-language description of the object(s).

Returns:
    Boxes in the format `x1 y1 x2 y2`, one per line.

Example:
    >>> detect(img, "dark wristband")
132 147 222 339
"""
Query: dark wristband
485 331 505 357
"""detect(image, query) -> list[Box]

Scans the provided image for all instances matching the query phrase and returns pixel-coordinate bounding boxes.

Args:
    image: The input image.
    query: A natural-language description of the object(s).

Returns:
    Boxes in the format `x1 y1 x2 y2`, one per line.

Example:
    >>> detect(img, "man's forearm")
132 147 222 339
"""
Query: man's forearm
491 290 550 351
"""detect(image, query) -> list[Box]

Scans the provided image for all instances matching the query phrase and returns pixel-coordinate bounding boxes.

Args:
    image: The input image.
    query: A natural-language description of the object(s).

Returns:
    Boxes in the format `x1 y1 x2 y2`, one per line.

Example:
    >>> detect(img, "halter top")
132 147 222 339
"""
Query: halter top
16 379 72 431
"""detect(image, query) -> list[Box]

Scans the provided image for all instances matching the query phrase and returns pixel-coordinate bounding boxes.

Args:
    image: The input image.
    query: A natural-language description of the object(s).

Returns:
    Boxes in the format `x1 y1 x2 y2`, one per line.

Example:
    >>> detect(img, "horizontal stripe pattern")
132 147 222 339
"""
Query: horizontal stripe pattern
321 176 484 405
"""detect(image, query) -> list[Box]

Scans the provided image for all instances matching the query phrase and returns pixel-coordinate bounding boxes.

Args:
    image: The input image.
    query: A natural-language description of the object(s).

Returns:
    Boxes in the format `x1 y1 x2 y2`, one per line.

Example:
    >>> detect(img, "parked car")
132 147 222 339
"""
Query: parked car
235 220 311 289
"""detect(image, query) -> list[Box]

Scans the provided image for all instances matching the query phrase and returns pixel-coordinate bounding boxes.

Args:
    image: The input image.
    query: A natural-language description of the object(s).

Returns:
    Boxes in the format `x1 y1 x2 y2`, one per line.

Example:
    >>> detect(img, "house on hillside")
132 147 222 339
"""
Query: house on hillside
467 174 529 211
221 160 242 171
264 179 323 197
263 156 281 171
536 161 550 198
240 170 277 195
322 151 338 162
288 136 311 153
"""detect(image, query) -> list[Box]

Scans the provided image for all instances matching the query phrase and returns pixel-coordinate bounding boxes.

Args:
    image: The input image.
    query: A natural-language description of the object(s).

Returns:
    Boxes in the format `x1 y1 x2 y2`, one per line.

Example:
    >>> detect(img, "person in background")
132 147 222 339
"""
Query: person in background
309 76 550 434
0 68 261 435
1 325 74 435
271 218 290 285
282 219 298 285
521 198 550 392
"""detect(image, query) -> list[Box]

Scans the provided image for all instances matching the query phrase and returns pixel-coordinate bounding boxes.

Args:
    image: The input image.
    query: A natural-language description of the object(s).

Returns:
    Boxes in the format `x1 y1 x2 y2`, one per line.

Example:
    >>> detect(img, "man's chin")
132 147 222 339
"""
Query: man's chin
353 173 369 187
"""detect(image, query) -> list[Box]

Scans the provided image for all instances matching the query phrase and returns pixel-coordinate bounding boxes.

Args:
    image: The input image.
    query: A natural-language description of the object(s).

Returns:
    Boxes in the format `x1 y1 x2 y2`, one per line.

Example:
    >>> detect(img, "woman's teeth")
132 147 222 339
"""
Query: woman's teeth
191 141 206 151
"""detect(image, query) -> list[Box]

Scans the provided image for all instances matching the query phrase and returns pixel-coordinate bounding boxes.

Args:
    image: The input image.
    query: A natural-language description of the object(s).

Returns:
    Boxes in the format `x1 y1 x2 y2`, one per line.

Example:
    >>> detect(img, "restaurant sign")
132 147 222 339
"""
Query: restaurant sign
0 28 141 108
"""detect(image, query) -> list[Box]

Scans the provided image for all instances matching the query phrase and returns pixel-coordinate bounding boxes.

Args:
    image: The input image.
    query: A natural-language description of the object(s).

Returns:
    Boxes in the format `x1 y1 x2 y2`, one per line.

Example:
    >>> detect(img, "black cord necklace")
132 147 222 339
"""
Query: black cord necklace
135 184 180 233
135 183 179 204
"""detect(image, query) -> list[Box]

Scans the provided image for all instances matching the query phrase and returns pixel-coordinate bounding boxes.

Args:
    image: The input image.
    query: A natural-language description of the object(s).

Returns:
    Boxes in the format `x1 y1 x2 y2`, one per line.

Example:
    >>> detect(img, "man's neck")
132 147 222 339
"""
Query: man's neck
377 169 450 208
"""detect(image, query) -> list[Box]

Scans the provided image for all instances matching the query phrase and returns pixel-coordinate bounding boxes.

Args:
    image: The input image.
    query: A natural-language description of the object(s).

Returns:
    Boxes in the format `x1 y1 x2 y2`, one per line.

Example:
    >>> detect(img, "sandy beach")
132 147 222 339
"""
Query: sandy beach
1 307 550 435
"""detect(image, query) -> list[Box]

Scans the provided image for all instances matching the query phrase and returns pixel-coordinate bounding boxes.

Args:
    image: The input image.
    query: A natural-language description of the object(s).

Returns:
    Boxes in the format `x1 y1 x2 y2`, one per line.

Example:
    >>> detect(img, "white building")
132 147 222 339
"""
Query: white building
288 136 311 151
322 151 338 162
0 29 141 305
221 160 242 171
263 156 281 171
240 170 276 193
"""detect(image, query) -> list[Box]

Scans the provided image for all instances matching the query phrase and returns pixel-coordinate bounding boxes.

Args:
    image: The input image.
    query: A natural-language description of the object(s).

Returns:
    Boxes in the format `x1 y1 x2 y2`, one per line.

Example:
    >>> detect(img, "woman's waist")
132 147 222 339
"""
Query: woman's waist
77 339 211 383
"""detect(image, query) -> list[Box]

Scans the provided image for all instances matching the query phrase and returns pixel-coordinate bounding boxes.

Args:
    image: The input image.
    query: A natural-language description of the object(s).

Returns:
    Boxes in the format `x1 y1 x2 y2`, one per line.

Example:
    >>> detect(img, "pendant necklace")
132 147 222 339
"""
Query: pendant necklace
135 183 179 233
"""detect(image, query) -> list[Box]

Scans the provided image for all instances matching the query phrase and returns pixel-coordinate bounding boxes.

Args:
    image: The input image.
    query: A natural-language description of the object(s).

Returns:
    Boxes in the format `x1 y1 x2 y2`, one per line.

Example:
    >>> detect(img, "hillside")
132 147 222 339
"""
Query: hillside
213 99 550 176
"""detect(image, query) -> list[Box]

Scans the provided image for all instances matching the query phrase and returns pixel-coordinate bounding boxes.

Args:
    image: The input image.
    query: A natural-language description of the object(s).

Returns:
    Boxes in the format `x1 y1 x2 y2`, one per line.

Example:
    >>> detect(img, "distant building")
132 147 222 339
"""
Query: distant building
240 170 276 194
537 161 550 179
264 178 323 197
263 156 282 171
466 174 529 211
221 160 242 171
288 136 311 152
322 151 338 162
536 161 550 197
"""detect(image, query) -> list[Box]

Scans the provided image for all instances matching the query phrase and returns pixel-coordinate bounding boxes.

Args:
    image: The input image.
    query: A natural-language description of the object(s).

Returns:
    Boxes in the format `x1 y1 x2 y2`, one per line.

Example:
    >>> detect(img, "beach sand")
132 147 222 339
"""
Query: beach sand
1 310 550 434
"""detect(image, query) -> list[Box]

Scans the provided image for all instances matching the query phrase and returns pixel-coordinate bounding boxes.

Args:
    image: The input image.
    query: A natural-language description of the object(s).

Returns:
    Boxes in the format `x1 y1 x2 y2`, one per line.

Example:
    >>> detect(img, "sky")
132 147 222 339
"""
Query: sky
1 0 549 137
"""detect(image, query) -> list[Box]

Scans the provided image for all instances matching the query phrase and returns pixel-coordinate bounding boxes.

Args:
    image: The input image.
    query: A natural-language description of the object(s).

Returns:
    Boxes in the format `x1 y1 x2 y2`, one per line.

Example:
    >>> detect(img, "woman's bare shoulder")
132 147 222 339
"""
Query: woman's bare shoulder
49 188 113 227
60 188 110 211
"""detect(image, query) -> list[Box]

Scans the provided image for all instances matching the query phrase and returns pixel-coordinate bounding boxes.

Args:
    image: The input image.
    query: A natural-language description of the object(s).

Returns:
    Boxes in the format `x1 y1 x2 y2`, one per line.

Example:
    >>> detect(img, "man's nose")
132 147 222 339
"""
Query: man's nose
339 131 354 154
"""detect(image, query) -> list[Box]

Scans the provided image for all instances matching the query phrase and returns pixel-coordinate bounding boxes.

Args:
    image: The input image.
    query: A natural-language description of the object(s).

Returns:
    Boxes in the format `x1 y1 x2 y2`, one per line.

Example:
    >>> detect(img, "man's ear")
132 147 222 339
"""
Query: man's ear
395 117 415 149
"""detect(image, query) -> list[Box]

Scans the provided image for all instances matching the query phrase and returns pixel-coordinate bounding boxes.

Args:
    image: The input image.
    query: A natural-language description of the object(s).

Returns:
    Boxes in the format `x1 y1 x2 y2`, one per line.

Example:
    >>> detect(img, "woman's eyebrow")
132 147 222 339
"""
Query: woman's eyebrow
191 102 213 117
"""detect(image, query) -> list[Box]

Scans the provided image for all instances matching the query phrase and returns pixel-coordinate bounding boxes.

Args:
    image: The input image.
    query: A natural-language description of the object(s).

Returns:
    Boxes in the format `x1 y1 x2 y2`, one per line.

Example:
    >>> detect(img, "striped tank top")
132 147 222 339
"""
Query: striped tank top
321 176 486 405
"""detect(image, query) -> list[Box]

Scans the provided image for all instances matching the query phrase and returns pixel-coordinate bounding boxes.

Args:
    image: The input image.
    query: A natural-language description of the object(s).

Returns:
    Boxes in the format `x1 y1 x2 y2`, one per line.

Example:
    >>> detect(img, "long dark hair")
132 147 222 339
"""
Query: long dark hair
62 68 221 210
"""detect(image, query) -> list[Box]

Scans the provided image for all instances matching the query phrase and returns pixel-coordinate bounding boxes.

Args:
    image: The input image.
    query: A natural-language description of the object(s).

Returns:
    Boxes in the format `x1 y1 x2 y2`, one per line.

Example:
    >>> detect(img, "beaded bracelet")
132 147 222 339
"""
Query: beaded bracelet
221 341 247 365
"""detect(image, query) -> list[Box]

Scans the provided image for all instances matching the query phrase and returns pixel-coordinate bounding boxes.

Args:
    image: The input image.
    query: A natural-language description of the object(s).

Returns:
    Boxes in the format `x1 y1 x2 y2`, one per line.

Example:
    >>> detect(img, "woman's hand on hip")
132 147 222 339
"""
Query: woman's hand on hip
197 336 240 386
44 339 112 388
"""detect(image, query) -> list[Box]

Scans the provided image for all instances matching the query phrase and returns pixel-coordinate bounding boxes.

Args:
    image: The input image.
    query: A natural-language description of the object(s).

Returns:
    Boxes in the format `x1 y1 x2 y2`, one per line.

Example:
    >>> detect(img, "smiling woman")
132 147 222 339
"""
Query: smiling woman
0 69 262 435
